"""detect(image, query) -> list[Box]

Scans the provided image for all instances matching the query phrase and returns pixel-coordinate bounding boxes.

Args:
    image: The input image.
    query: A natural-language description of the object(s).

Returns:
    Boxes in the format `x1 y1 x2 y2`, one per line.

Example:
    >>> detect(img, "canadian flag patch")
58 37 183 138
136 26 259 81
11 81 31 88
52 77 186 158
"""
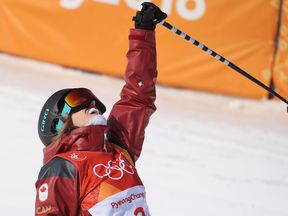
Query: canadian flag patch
39 183 48 202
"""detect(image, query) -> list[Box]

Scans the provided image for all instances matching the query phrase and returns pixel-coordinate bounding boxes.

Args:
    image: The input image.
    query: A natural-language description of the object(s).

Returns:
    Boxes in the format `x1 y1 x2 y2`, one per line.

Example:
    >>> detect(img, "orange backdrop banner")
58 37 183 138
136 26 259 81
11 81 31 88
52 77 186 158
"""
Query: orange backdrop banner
0 0 281 99
272 0 288 100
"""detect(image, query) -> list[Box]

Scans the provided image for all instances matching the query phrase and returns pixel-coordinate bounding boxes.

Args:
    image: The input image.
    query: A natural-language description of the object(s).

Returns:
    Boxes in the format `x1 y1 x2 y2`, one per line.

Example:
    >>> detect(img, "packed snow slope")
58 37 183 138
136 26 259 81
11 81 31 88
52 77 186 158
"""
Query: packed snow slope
0 53 287 216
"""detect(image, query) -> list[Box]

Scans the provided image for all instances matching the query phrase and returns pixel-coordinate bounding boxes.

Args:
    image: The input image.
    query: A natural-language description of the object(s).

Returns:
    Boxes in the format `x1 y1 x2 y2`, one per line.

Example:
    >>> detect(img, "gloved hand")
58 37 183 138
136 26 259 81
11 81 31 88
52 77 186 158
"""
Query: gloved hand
133 2 167 31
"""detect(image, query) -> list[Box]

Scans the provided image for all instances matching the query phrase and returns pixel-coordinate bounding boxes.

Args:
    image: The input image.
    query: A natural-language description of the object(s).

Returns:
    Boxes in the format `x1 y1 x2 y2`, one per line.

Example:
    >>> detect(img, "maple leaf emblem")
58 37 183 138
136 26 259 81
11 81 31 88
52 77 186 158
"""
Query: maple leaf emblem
40 186 47 193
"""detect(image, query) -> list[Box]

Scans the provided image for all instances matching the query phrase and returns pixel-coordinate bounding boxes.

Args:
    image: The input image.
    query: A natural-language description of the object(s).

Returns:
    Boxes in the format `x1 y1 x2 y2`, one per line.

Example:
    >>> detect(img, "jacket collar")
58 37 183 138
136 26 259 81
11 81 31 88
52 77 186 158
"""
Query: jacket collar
43 125 111 165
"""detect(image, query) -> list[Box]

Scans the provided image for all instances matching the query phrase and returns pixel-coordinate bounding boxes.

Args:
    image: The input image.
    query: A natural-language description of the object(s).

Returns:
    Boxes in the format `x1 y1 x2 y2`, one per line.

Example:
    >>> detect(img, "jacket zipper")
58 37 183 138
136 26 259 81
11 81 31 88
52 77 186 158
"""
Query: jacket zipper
104 132 108 152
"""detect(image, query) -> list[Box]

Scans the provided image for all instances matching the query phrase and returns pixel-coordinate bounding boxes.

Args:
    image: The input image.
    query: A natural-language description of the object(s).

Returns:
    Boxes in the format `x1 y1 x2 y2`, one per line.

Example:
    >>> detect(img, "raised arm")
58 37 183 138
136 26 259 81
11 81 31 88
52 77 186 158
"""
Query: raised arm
107 3 167 163
107 28 157 163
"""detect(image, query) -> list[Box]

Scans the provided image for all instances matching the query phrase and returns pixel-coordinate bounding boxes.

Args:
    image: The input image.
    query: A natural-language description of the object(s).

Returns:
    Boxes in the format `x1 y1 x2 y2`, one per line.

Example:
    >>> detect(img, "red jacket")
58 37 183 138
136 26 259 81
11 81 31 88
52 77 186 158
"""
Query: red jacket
35 29 157 216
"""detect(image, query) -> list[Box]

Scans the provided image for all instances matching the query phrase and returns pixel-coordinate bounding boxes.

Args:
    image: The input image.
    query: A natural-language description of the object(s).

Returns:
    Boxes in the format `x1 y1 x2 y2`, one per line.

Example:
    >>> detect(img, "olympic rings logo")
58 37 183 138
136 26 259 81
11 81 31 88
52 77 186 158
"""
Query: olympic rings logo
93 154 134 180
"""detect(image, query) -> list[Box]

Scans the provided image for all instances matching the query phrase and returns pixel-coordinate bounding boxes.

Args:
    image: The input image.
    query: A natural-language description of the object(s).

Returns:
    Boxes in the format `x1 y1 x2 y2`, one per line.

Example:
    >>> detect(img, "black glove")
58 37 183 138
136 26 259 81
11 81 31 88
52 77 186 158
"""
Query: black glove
133 2 167 31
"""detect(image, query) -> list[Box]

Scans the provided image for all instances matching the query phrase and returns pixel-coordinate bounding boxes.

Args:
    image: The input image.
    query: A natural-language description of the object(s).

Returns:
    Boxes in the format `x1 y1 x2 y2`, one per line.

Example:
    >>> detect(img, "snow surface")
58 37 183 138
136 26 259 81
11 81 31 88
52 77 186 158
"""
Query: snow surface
0 52 288 215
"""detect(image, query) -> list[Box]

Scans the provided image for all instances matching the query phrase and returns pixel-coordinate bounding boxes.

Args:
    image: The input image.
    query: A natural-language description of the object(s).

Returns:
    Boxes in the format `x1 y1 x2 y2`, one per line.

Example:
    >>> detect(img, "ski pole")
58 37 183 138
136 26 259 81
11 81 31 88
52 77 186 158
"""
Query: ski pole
158 20 288 106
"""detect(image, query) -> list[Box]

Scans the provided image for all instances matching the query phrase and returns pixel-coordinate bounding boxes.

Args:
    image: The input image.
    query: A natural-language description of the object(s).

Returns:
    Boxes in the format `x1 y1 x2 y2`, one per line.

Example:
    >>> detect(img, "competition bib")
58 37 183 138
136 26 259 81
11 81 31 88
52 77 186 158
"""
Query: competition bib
58 150 150 216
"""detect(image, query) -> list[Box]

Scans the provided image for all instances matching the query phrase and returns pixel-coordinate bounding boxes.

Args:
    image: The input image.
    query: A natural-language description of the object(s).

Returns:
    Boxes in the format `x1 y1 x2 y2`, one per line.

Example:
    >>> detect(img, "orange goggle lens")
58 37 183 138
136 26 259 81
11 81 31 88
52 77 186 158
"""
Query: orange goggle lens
64 88 96 108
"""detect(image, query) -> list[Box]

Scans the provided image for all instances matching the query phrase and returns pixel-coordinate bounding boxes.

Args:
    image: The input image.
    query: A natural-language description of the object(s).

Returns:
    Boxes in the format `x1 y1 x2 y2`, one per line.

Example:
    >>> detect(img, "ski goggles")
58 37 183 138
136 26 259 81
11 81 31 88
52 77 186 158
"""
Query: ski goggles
65 88 98 111
56 88 106 132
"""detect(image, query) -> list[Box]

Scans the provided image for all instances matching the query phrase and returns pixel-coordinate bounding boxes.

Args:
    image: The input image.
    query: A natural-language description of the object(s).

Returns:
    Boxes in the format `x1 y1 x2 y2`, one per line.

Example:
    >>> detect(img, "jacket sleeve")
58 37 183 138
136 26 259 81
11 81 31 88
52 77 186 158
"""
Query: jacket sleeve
35 157 79 216
107 29 157 163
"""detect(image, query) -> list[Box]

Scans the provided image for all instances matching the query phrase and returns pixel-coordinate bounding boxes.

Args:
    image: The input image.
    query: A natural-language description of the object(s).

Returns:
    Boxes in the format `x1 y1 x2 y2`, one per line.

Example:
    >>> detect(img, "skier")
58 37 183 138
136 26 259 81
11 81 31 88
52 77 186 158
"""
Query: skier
35 2 167 216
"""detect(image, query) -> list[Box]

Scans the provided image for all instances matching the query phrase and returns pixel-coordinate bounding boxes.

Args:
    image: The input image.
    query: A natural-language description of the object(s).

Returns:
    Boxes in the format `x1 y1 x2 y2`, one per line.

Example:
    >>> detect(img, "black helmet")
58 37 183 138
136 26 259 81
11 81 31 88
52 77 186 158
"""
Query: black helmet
38 88 106 146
